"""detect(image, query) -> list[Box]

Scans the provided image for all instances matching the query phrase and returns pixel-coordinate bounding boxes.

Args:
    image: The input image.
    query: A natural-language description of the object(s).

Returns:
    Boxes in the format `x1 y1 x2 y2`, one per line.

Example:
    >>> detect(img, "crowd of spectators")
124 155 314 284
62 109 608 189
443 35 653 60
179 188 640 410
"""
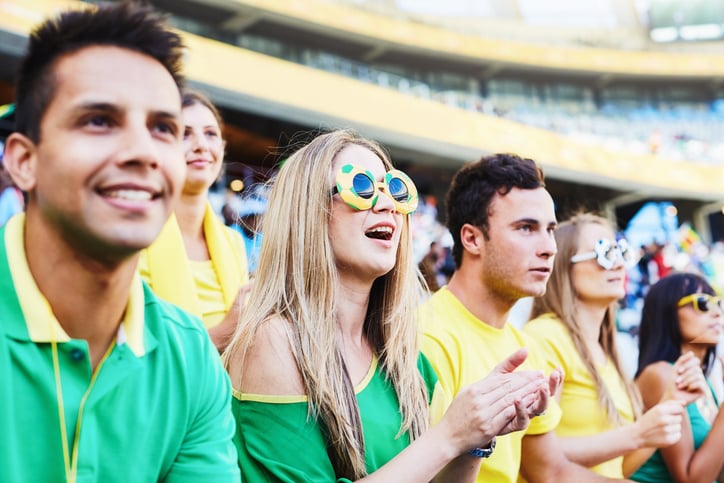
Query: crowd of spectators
236 39 724 165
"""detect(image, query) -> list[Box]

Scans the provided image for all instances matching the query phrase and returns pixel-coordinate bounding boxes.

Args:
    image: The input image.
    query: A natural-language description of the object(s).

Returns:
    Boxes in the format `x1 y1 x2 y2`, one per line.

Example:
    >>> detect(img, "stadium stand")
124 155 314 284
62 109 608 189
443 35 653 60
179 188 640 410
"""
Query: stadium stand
1 0 723 243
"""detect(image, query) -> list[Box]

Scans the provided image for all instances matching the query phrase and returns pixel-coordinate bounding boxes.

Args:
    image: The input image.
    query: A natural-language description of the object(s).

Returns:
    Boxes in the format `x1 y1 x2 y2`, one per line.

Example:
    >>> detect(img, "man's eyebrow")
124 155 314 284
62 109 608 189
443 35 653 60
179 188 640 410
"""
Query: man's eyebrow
70 103 180 120
71 102 123 115
152 109 181 119
513 217 540 226
151 110 183 131
511 218 557 230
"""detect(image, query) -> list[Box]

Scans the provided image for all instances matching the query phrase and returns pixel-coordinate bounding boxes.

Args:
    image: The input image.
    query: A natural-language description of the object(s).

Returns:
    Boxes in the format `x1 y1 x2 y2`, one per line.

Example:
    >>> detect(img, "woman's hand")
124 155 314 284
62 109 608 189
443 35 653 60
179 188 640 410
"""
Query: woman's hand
633 399 685 449
664 351 707 405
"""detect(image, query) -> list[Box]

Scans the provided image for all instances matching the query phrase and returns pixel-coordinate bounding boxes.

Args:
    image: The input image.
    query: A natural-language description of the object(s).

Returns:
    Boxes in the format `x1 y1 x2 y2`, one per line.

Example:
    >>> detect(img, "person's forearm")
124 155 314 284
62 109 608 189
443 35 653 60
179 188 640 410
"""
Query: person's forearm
431 452 483 483
622 447 656 477
521 432 633 483
526 458 633 483
670 410 724 483
558 424 640 469
354 423 481 483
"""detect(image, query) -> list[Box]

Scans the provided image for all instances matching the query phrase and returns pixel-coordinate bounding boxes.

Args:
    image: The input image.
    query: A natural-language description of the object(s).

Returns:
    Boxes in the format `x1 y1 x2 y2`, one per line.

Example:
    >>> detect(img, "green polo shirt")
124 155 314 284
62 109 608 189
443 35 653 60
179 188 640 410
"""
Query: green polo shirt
0 215 240 482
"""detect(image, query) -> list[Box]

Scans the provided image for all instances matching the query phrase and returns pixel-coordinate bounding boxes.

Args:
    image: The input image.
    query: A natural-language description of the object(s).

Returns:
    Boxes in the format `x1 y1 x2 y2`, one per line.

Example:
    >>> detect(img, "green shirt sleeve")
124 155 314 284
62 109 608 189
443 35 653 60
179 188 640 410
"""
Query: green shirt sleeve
163 331 240 482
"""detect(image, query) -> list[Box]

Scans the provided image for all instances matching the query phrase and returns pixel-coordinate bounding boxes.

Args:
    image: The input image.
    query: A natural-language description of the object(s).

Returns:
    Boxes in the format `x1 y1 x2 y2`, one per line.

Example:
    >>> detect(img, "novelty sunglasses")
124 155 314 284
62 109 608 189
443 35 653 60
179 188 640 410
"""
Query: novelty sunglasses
570 238 636 270
677 293 724 314
331 163 419 215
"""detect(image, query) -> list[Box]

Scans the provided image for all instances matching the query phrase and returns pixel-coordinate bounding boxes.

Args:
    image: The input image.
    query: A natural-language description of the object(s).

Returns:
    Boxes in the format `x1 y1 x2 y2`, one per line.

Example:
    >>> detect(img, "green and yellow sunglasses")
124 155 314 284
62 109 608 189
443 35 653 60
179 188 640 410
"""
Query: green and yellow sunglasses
331 163 418 215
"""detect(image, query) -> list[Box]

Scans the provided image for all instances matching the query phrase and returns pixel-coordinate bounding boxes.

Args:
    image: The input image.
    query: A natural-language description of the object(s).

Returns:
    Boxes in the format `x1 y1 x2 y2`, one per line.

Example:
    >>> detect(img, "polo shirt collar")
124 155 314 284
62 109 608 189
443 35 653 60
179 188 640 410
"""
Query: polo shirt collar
4 214 146 356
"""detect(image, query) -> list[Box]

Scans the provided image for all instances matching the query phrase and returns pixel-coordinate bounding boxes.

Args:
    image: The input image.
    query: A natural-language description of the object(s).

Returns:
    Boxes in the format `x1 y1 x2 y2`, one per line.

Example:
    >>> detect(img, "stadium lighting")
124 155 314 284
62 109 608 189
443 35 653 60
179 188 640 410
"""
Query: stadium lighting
230 179 244 192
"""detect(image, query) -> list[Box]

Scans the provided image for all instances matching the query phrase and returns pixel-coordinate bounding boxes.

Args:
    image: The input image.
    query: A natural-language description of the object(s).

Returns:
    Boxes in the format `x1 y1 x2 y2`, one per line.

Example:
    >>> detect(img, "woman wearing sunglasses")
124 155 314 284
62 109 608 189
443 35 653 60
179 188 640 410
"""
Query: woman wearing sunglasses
223 130 551 482
631 272 724 483
524 213 701 478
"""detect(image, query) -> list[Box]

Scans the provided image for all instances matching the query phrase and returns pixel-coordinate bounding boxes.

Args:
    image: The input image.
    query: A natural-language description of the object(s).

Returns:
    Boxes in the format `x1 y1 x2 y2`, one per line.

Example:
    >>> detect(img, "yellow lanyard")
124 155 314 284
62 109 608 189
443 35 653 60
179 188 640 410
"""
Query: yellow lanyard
50 322 115 483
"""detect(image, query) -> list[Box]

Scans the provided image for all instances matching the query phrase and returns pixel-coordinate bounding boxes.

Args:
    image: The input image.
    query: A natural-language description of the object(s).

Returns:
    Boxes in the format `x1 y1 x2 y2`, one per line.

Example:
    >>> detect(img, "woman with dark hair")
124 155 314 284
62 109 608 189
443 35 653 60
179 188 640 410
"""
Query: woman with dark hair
632 272 724 482
140 89 249 351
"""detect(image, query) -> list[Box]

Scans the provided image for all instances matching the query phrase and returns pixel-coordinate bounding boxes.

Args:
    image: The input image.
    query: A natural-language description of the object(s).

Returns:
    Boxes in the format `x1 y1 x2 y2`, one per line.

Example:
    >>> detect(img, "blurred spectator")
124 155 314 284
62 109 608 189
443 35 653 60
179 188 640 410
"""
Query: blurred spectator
0 162 23 226
649 242 672 283
235 196 266 275
418 241 444 292
636 243 653 297
648 129 661 155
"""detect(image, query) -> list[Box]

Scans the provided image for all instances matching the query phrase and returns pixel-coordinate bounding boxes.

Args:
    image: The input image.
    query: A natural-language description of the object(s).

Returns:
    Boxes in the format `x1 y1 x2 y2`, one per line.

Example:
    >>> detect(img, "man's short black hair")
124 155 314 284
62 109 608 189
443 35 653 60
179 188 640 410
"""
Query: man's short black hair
15 1 185 143
446 153 545 267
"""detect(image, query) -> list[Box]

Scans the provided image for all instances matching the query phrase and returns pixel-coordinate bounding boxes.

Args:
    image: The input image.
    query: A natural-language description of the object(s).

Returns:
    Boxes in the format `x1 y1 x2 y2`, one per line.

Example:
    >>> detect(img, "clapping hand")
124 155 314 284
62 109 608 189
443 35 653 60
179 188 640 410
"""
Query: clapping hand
665 351 707 405
439 348 549 453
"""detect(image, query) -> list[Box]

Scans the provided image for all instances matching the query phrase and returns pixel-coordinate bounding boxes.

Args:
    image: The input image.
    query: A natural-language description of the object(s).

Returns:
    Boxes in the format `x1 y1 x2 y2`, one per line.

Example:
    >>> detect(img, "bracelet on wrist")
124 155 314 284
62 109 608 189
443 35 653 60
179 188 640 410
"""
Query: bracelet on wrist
468 437 496 458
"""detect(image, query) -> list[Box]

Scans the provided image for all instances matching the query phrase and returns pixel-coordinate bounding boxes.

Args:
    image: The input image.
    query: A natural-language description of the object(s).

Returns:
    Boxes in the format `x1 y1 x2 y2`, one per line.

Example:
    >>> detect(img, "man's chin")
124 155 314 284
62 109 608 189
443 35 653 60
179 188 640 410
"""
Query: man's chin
522 284 548 299
84 231 158 265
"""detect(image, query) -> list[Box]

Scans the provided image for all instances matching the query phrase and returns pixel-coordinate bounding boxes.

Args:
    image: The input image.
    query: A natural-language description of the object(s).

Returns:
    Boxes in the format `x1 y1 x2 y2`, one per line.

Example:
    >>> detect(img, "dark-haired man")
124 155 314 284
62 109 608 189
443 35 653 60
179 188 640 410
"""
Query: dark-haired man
0 2 239 481
421 153 627 482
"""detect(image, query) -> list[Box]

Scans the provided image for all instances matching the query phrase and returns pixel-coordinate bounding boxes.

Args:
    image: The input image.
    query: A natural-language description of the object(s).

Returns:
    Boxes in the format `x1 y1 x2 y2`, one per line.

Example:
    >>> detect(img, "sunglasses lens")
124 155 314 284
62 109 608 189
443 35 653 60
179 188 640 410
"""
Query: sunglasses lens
352 173 375 199
695 296 710 312
387 176 409 202
618 241 633 265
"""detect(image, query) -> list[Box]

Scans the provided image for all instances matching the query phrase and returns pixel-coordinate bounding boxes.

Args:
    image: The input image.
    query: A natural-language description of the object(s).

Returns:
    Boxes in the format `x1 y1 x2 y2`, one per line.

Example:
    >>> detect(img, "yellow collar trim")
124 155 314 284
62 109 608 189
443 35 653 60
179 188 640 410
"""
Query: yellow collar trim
234 356 379 402
5 214 146 356
141 203 247 319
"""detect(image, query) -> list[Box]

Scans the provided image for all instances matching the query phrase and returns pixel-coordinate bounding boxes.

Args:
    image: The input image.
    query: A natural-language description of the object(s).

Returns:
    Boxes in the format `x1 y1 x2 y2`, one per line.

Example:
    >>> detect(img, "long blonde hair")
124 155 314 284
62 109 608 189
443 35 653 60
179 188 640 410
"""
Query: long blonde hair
530 213 642 424
223 129 428 479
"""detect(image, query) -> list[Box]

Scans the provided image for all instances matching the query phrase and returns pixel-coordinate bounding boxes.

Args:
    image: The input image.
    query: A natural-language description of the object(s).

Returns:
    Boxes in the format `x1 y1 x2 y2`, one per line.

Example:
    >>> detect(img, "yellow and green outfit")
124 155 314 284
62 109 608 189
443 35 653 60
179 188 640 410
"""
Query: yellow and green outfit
0 215 239 482
232 354 442 482
140 203 249 328
420 287 562 483
524 313 635 477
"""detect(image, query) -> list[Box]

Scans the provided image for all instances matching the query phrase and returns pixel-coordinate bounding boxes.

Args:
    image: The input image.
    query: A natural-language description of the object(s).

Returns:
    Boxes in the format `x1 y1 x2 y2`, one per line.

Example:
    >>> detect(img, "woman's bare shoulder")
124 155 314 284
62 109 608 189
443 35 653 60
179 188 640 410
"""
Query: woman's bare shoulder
638 360 675 383
636 360 674 407
229 315 306 396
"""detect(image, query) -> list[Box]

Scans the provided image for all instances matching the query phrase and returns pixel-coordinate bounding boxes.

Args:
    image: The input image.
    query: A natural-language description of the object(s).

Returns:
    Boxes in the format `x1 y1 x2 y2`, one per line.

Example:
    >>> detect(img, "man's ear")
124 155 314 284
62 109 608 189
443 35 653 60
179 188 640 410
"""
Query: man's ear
459 223 484 257
3 133 38 191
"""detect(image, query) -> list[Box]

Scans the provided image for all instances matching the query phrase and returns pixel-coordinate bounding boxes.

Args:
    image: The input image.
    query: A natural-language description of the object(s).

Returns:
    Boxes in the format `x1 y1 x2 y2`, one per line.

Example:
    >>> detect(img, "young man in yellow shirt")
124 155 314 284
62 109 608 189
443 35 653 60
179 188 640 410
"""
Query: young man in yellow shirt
420 153 628 483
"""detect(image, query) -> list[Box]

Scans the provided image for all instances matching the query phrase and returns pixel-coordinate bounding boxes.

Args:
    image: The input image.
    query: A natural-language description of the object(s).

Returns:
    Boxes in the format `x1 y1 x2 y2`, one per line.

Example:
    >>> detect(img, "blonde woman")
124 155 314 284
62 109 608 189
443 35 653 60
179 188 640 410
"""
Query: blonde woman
524 213 703 478
140 89 249 351
223 130 552 482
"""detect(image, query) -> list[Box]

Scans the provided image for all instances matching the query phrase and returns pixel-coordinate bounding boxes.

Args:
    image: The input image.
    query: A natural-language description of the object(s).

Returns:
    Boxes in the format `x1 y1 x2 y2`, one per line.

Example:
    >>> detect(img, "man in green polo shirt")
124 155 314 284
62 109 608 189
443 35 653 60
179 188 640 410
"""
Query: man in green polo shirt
0 2 239 481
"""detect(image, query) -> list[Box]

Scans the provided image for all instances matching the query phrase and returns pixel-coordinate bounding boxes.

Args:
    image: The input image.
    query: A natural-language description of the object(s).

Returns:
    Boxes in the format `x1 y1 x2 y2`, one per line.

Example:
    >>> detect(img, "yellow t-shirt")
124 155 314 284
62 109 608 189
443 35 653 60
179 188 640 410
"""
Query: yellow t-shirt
420 287 562 483
524 313 634 478
189 259 226 329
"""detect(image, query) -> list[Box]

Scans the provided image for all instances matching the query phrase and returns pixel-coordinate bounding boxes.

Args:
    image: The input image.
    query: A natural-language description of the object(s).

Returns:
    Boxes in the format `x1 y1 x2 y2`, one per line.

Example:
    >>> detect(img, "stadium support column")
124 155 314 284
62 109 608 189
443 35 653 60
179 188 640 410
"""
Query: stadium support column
693 201 724 246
